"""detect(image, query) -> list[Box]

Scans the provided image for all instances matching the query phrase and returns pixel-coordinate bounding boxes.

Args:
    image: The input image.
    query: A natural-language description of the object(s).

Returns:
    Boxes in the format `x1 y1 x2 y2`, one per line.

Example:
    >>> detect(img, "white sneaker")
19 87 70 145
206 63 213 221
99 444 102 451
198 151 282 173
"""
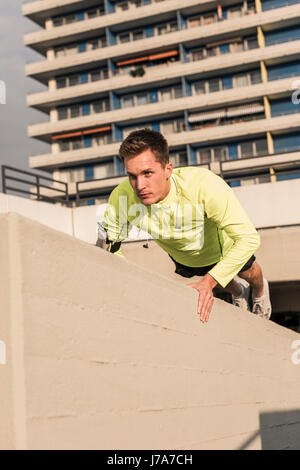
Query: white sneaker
252 278 272 320
232 283 250 311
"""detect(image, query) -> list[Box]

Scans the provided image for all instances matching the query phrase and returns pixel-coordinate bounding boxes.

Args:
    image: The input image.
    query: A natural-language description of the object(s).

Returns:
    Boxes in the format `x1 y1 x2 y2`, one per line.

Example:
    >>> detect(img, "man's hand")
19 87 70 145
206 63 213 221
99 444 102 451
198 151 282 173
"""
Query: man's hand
188 274 218 323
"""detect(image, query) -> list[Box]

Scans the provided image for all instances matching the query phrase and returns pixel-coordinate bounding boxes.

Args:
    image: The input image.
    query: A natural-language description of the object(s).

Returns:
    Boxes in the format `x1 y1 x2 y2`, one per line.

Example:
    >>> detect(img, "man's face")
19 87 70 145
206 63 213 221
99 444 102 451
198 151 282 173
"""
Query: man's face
125 149 173 205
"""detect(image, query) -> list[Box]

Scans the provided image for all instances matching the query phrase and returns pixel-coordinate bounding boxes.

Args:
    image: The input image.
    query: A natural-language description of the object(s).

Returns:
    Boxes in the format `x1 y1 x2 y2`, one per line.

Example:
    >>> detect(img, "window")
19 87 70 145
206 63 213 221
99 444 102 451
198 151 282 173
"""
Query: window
192 48 204 61
53 17 63 27
188 17 201 28
57 78 67 89
94 161 114 179
169 151 188 167
193 81 206 95
255 139 268 155
59 141 70 152
227 7 243 19
136 92 149 106
122 95 135 108
240 141 253 157
92 99 109 113
157 21 178 35
160 85 182 101
58 107 68 120
197 146 227 164
70 104 80 118
230 41 244 53
246 36 258 50
161 118 185 135
250 70 261 84
133 30 144 41
69 75 80 87
91 71 101 82
118 2 129 11
198 148 211 164
209 78 220 93
234 73 249 87
203 13 216 25
72 138 82 150
119 33 130 43
87 9 98 19
65 14 76 24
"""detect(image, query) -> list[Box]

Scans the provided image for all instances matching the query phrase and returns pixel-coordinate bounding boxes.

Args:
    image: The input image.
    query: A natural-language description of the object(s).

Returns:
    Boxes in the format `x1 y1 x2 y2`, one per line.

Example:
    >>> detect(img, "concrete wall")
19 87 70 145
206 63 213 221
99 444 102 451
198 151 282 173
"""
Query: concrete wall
0 212 300 450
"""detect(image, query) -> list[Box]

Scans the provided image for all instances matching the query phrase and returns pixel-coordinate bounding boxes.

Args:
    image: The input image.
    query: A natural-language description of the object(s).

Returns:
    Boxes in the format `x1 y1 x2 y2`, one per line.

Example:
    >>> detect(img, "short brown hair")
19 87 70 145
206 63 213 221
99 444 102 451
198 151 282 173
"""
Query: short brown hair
119 128 169 167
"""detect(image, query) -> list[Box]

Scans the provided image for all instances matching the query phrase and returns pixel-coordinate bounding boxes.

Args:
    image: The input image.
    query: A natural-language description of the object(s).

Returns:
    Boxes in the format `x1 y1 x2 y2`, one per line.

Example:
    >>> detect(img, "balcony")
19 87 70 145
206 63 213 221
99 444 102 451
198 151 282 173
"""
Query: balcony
24 0 200 53
29 114 300 169
25 5 300 83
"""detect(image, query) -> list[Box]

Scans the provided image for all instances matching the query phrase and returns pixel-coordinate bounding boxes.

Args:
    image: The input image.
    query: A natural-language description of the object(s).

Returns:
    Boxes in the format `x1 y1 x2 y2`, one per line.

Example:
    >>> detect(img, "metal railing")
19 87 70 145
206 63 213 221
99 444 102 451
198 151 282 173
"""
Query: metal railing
1 165 70 206
75 173 126 206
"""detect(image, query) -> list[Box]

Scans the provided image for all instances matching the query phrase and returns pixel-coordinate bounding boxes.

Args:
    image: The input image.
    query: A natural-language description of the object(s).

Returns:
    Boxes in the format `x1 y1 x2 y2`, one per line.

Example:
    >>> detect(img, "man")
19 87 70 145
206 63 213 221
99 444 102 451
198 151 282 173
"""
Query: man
98 128 271 323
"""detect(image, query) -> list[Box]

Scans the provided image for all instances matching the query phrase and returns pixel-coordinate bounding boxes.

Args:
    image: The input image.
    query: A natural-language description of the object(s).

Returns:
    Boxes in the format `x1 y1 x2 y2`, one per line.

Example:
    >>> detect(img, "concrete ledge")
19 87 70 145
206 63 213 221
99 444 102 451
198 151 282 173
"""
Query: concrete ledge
0 213 299 449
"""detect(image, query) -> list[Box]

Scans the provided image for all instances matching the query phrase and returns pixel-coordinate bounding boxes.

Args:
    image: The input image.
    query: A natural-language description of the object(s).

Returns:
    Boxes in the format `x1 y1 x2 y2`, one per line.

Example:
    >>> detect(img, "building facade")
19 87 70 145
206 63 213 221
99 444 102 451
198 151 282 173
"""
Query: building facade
23 0 300 204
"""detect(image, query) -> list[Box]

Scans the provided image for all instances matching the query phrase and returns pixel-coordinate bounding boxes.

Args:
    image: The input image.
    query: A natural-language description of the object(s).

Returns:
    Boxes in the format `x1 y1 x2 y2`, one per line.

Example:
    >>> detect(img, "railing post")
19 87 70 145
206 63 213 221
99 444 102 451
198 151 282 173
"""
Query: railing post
1 166 6 194
36 175 40 200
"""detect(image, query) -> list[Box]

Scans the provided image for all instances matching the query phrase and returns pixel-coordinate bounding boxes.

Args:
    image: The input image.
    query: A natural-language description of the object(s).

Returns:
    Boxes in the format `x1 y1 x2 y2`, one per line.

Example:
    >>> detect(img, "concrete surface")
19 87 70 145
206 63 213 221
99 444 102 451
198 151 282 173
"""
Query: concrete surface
0 212 299 450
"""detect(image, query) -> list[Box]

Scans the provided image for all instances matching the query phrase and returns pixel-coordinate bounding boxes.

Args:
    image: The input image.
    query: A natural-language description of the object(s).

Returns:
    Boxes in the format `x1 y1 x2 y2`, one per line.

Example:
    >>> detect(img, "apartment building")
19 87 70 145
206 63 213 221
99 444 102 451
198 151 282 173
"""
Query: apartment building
23 0 300 204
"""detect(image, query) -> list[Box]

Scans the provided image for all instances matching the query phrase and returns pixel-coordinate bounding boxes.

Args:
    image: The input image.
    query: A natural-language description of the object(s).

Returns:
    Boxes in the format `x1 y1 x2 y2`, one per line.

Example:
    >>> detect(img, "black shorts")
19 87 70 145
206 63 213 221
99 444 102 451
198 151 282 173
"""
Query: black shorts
169 254 256 279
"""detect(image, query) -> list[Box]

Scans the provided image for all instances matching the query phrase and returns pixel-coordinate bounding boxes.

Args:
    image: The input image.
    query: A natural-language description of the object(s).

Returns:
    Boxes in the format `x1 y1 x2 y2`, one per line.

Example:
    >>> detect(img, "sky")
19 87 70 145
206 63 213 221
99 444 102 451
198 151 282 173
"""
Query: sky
0 0 49 185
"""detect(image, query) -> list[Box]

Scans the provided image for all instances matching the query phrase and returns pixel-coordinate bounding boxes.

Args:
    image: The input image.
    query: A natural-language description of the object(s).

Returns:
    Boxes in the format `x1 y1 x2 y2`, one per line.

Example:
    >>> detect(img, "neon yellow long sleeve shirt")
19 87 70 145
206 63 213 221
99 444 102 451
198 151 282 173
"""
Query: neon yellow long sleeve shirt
102 167 260 288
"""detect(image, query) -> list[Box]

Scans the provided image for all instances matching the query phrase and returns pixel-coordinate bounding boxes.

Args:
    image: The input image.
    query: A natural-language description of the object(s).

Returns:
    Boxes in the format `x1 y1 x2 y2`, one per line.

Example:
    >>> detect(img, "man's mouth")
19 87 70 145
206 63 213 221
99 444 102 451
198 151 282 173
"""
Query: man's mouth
139 193 151 198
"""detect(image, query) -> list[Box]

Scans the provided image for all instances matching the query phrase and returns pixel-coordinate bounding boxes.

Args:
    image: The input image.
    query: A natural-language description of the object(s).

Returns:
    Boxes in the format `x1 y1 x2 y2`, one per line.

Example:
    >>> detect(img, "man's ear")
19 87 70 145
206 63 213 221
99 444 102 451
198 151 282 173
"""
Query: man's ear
166 162 173 178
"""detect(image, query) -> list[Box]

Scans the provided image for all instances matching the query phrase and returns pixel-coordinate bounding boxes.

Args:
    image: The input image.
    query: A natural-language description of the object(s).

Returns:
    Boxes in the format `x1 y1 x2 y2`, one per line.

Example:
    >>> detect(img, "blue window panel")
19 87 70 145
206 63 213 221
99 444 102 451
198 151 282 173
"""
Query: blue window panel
222 7 228 19
268 61 300 81
113 124 122 142
78 42 86 53
222 76 233 90
273 132 300 152
108 59 116 76
262 0 300 11
271 98 300 117
77 11 85 21
82 103 90 116
180 44 189 63
105 0 115 14
85 166 94 181
152 122 160 132
229 180 241 187
87 200 96 206
277 171 300 181
115 157 125 176
80 72 89 84
188 146 197 165
183 78 192 96
149 90 158 103
184 111 191 131
220 44 230 54
107 28 117 46
143 0 151 4
145 25 154 38
228 143 238 160
177 12 185 30
84 136 92 148
265 25 300 46
111 92 120 110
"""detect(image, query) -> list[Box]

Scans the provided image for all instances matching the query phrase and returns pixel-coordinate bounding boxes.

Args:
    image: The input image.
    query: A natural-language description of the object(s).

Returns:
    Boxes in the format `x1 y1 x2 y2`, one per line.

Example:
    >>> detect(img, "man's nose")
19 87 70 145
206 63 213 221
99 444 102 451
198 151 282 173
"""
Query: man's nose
136 176 146 191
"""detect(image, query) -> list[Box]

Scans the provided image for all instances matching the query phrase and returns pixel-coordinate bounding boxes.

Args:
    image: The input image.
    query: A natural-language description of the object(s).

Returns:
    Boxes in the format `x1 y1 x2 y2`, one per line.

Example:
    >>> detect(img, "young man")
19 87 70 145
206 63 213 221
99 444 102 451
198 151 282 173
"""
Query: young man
98 129 271 323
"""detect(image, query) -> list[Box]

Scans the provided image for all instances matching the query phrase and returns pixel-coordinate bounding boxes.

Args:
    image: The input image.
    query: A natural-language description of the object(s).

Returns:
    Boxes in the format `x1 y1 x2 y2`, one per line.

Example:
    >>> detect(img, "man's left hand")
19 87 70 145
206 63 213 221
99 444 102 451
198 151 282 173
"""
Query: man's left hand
188 274 218 323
